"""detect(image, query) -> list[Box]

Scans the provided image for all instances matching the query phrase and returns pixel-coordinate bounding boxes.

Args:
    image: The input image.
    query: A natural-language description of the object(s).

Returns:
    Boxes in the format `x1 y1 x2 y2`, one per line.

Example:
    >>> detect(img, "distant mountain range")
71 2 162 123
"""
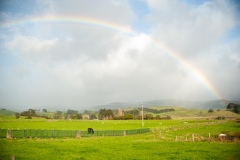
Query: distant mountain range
88 99 240 111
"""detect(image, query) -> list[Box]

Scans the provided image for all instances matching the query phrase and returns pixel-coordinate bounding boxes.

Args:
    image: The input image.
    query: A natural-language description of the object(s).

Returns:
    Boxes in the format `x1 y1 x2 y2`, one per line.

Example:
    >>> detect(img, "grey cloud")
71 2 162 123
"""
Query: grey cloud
0 0 239 110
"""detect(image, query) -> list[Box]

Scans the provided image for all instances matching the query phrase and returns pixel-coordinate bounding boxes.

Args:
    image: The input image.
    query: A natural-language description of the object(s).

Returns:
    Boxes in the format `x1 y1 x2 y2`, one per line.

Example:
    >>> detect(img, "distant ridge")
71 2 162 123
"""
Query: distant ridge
89 99 240 110
0 109 16 116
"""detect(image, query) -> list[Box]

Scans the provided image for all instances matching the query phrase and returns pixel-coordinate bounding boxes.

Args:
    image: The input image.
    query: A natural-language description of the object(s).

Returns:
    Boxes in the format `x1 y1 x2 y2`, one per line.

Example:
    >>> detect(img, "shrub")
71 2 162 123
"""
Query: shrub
208 109 214 113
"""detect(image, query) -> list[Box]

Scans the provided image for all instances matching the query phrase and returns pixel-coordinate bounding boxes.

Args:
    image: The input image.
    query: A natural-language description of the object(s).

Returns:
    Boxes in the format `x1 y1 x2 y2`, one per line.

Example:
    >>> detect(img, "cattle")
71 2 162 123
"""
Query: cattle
88 128 94 134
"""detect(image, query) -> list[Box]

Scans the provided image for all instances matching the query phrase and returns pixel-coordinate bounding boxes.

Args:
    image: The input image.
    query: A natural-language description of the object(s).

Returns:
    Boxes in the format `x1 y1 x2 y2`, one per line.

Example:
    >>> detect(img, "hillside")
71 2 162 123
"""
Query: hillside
0 109 16 116
145 106 240 119
89 99 240 110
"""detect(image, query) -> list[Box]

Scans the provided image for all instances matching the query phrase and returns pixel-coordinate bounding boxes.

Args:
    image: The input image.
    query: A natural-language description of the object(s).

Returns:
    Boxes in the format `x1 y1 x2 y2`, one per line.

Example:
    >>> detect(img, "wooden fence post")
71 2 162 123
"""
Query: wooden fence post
123 130 126 136
6 129 12 139
76 131 81 138
192 134 195 142
10 155 15 160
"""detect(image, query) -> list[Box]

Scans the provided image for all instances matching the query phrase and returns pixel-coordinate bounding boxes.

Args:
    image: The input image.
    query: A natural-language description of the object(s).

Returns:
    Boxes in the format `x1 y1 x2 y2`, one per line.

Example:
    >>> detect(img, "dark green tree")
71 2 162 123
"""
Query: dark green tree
98 109 113 120
124 114 134 120
15 113 20 119
76 113 83 120
90 114 97 120
233 104 240 114
208 109 214 113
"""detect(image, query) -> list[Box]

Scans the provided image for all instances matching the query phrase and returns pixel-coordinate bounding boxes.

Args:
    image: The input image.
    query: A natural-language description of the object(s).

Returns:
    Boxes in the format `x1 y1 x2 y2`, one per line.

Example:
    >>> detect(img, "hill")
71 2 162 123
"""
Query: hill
0 109 16 116
88 99 240 110
146 106 240 119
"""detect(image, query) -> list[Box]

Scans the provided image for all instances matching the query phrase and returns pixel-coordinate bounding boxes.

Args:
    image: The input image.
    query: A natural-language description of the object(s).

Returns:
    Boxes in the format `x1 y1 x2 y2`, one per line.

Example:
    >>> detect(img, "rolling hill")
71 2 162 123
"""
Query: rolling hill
0 109 16 116
89 99 240 111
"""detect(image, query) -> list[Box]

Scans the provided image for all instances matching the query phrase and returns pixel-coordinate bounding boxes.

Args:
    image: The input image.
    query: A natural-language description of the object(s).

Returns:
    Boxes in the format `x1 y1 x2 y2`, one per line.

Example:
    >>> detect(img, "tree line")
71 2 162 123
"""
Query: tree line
15 109 97 120
226 103 240 114
139 107 175 114
16 107 173 120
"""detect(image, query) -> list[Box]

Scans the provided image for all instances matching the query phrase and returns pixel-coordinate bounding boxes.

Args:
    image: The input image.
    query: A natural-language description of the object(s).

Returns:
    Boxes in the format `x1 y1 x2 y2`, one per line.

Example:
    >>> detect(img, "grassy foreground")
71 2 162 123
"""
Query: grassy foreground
1 135 239 160
0 117 240 159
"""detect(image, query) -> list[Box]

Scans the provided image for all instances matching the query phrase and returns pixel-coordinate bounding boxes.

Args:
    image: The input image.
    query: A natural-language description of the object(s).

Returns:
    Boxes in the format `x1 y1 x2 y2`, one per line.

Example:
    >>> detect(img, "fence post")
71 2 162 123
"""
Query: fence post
192 134 195 142
10 155 15 160
6 129 12 139
76 130 81 138
123 130 126 136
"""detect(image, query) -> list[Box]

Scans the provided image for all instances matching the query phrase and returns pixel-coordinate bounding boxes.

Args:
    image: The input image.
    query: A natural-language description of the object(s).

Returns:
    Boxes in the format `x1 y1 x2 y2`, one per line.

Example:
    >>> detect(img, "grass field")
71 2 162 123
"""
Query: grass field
0 116 240 159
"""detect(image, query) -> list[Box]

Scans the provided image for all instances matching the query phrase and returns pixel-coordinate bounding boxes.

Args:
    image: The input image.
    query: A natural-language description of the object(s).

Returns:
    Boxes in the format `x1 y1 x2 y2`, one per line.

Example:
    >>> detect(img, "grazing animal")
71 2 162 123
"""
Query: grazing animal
218 134 227 142
88 128 94 134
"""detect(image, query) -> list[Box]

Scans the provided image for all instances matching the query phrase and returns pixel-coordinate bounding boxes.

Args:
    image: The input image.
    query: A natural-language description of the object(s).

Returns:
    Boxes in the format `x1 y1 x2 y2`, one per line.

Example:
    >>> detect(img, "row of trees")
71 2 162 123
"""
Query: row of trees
98 109 113 120
139 108 175 114
53 109 97 120
15 108 173 120
113 114 171 120
15 109 97 120
227 103 240 114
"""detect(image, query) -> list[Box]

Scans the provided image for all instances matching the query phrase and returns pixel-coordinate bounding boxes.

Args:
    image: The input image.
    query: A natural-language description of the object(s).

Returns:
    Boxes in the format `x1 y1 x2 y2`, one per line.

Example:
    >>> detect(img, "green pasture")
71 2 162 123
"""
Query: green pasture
1 136 239 160
0 116 240 159
0 117 190 130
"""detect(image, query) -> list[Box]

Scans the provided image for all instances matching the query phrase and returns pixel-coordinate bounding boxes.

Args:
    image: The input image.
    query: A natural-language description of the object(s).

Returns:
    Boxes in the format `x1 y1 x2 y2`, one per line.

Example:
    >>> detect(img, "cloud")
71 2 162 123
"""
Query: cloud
147 0 236 55
0 0 239 110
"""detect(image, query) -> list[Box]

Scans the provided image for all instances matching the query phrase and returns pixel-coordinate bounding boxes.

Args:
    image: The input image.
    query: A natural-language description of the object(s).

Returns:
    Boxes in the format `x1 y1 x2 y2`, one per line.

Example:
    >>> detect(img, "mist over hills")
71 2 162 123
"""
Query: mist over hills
1 99 240 112
88 99 240 111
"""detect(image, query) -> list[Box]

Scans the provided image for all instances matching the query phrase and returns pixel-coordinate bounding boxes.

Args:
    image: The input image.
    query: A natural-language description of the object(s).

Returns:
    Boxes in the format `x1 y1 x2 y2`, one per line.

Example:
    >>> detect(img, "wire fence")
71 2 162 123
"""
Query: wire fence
0 128 150 139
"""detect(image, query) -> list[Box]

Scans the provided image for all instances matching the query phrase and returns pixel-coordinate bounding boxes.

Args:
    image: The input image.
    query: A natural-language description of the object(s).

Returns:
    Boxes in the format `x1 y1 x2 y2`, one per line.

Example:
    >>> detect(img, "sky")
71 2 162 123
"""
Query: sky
0 0 240 110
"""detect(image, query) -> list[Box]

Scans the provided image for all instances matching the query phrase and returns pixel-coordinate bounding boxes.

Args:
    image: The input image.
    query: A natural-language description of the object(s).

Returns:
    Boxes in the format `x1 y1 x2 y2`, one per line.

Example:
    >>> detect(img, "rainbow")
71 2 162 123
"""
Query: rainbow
0 15 132 34
0 15 222 99
151 38 222 99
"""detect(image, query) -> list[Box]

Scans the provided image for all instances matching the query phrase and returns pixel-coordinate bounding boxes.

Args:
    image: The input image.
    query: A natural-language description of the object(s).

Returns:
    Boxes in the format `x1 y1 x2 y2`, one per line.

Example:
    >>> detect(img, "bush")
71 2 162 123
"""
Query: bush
25 116 32 119
208 109 214 113
216 116 225 120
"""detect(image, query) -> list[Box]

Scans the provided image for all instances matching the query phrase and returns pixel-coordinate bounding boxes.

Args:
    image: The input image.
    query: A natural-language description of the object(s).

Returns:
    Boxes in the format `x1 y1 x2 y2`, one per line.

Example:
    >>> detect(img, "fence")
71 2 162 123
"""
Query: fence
0 128 150 139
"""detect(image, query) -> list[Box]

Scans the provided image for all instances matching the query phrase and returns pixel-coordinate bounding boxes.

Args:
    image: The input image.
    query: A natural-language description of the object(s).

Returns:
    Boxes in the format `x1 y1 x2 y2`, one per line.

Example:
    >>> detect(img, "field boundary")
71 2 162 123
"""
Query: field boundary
1 128 150 138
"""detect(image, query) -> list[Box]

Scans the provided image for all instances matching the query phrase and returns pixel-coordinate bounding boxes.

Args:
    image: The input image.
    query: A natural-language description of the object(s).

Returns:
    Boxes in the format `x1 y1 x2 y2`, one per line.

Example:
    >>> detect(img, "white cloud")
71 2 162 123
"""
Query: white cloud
0 0 239 109
146 0 236 56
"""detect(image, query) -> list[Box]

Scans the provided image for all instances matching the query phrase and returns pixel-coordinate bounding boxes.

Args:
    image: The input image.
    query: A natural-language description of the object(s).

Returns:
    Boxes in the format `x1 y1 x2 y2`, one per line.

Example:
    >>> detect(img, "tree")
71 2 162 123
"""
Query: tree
42 109 47 112
226 103 235 110
124 114 134 120
20 109 36 117
208 109 214 113
233 105 240 114
98 109 113 120
67 109 78 115
144 114 153 120
155 115 161 120
124 109 140 119
15 113 20 119
226 103 240 114
76 113 83 120
90 114 97 120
